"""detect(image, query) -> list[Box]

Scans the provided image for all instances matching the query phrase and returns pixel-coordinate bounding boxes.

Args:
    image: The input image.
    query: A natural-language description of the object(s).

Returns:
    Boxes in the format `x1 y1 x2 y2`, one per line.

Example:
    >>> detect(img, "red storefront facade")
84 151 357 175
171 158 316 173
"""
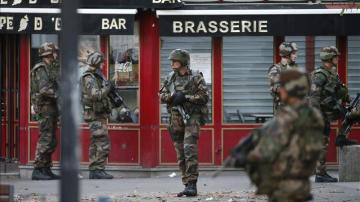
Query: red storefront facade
1 1 360 171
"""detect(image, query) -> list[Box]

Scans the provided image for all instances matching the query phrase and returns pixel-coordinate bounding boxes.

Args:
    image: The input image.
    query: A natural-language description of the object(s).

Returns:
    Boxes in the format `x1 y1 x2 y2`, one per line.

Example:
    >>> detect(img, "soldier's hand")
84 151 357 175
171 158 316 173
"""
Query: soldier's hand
102 84 112 95
172 92 186 106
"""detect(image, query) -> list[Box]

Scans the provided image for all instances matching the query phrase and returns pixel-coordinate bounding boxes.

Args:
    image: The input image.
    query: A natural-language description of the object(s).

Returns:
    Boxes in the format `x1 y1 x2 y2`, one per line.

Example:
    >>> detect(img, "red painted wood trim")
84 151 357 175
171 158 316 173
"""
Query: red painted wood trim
273 36 284 63
212 37 223 165
337 36 347 84
19 35 30 164
100 36 109 77
305 36 315 73
139 11 160 167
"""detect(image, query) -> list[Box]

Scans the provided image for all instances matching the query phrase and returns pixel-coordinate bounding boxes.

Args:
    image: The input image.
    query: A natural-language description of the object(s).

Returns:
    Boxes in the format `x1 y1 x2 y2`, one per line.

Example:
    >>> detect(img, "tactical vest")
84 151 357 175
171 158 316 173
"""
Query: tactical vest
81 71 111 121
251 104 323 194
167 70 209 125
30 62 57 106
313 67 347 119
277 105 323 178
268 62 298 113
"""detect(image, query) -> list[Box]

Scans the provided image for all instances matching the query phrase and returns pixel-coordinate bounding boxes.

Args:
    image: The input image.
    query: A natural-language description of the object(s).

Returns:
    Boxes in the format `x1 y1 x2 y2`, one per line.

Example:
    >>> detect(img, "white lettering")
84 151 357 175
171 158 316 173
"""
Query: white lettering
230 21 240 33
208 21 217 33
118 18 126 30
34 17 42 30
196 21 207 33
54 17 61 31
219 21 229 33
51 0 60 3
253 20 257 32
102 18 126 30
241 20 251 32
173 21 183 33
259 20 268 32
184 21 195 33
153 0 180 3
0 0 8 5
0 16 14 30
29 0 37 4
102 18 109 29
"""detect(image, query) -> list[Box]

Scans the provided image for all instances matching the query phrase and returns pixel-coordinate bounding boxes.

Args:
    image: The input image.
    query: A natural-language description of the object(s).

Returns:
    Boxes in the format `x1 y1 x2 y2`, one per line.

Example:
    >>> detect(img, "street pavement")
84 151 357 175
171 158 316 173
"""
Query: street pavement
1 171 360 202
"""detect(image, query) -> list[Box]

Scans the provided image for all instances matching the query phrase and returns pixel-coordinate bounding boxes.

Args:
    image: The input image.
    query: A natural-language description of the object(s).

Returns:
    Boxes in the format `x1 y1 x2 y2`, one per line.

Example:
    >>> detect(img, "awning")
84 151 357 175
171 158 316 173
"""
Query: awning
0 8 137 34
157 4 360 36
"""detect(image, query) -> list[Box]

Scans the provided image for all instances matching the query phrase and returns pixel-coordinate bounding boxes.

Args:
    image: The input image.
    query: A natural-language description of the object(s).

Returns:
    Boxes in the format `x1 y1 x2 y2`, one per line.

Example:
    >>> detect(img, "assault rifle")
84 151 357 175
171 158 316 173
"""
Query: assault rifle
335 93 360 147
160 79 190 125
213 134 256 178
94 72 124 108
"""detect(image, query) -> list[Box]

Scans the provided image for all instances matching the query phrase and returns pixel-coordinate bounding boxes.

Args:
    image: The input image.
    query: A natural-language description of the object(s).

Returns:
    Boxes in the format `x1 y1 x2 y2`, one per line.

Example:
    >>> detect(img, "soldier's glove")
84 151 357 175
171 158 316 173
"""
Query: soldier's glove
172 92 187 106
101 84 112 95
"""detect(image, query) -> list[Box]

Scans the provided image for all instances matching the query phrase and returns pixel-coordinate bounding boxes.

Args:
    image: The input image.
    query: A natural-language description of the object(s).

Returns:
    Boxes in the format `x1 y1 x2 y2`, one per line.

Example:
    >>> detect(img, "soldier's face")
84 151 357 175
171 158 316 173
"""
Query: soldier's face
171 60 182 70
332 56 339 65
43 55 55 65
290 51 297 63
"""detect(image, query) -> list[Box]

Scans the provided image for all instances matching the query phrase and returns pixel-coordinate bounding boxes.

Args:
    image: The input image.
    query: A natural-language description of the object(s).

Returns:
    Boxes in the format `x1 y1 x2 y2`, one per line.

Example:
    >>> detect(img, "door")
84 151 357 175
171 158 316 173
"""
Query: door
0 35 20 161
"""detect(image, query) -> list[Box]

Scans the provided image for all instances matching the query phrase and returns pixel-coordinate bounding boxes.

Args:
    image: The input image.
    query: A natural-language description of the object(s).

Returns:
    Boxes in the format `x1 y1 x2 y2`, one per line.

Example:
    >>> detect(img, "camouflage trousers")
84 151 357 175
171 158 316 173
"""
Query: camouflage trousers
316 120 330 175
268 179 311 202
88 118 110 171
34 104 58 168
168 110 200 185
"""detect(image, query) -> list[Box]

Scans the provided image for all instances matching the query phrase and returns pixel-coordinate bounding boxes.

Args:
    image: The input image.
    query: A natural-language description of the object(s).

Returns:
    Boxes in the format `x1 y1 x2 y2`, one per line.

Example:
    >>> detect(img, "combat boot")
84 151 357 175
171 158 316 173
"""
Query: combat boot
32 168 52 180
43 167 60 180
183 181 197 197
315 172 338 183
335 135 358 147
89 170 113 179
177 184 188 197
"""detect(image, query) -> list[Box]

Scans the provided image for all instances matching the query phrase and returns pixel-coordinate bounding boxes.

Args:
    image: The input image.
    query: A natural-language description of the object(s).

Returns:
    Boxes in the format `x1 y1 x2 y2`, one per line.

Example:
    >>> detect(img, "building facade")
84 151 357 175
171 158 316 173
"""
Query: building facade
1 0 360 171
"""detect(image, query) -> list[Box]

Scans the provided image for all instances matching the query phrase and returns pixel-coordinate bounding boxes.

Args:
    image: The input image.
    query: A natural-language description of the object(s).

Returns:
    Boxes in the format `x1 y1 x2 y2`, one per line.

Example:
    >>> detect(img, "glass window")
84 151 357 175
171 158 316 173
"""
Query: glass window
348 36 360 98
78 35 101 70
314 36 336 68
108 23 140 124
30 34 58 121
223 36 273 123
160 37 213 124
285 36 306 72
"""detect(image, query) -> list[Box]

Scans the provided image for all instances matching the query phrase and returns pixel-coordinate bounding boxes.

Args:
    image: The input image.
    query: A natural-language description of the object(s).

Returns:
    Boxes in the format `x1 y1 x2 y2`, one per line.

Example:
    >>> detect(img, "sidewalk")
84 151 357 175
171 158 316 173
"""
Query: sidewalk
1 171 360 202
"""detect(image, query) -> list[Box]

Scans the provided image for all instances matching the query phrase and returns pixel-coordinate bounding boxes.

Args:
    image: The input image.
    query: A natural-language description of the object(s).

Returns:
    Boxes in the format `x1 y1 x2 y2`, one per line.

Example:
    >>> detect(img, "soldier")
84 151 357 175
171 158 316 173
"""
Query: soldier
268 42 298 113
31 42 61 180
160 49 209 197
310 46 348 183
229 70 324 202
80 51 114 179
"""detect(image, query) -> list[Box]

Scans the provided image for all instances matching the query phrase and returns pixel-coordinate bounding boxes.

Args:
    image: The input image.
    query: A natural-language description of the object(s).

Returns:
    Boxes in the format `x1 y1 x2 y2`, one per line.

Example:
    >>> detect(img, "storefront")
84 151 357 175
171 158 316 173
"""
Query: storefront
1 0 360 171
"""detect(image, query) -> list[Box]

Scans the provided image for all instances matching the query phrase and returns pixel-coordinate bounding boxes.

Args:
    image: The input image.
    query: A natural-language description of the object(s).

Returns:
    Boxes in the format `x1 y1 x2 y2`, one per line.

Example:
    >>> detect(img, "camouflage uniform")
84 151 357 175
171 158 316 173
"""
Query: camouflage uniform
309 46 346 182
160 49 209 194
80 52 113 174
268 42 298 113
31 44 60 169
247 70 324 202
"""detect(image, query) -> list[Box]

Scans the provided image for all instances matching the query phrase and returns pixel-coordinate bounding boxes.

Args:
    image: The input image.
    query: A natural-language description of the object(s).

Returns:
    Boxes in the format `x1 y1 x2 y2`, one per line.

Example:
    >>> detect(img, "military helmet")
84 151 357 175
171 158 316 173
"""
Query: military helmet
38 42 58 57
168 49 190 66
86 51 104 67
320 46 340 61
279 42 298 57
279 69 310 98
